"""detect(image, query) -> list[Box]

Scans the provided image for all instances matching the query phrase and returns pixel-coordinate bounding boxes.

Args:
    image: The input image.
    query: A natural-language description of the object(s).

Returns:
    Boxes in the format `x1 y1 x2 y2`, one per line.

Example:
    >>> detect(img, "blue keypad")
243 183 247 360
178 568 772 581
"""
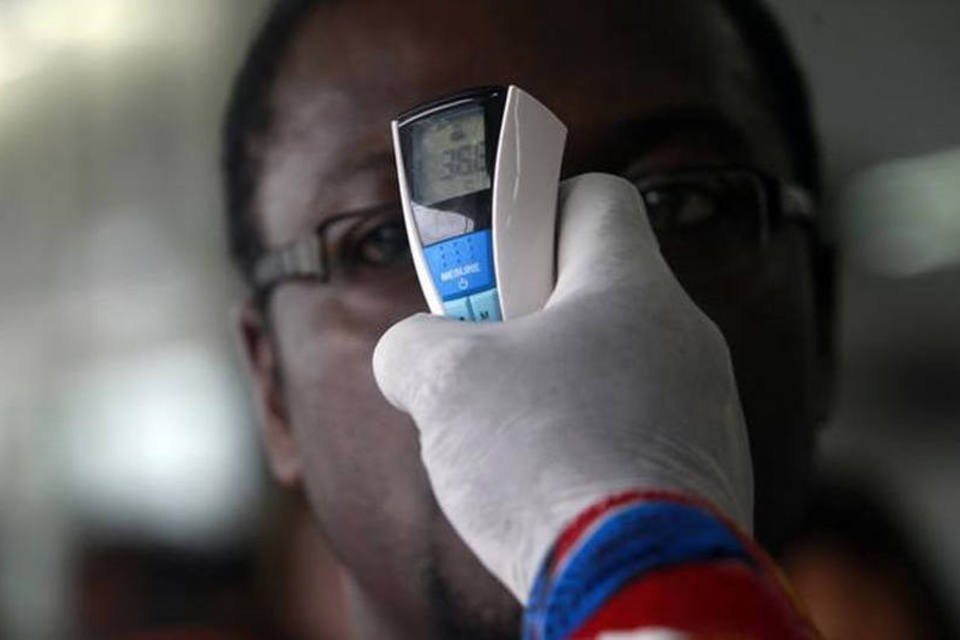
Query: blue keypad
442 297 473 322
423 230 495 301
469 288 502 322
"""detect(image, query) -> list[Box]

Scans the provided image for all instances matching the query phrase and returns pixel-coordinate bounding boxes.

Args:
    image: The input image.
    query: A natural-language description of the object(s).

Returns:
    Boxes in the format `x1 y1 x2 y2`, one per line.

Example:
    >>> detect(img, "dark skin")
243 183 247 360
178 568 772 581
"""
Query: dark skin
239 0 821 637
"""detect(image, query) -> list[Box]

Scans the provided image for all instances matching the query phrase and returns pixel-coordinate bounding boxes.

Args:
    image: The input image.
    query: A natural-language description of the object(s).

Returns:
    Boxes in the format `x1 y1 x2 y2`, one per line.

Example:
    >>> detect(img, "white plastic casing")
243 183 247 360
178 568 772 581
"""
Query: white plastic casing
491 86 567 318
391 85 567 320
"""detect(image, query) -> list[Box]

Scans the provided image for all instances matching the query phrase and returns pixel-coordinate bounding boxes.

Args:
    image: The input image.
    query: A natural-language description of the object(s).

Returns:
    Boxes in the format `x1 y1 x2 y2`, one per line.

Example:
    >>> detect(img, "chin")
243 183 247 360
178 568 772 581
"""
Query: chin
425 515 522 639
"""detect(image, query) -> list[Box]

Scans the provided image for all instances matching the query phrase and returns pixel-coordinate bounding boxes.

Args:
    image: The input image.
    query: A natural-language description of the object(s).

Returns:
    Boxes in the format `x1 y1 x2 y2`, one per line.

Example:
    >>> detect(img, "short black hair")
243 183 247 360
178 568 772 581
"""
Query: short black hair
221 0 821 285
717 0 821 195
222 0 322 286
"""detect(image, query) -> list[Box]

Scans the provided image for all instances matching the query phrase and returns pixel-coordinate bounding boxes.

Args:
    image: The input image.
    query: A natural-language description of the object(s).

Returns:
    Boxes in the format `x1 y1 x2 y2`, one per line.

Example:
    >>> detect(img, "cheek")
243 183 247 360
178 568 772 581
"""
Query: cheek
684 230 819 418
271 276 434 549
682 231 819 544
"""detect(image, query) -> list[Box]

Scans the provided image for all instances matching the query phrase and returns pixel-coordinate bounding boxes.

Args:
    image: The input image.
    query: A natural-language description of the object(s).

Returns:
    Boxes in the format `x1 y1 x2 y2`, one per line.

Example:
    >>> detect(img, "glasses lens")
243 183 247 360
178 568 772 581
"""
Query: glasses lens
638 171 766 281
353 218 410 266
327 207 412 281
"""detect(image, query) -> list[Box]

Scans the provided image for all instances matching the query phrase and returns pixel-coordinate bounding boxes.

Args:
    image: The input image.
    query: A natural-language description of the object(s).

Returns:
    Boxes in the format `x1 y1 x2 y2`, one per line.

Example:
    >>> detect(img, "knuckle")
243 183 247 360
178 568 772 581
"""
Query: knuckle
415 331 487 402
690 306 733 365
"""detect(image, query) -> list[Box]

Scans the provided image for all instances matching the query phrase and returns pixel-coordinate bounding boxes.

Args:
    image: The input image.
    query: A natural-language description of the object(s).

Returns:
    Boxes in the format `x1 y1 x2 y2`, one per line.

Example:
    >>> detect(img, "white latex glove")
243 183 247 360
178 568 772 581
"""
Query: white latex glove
373 173 753 603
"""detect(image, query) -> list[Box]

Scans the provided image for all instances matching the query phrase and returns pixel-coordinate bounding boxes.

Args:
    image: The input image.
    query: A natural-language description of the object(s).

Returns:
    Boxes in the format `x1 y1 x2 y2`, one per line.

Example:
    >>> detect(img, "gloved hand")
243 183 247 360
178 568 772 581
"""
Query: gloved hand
373 173 753 603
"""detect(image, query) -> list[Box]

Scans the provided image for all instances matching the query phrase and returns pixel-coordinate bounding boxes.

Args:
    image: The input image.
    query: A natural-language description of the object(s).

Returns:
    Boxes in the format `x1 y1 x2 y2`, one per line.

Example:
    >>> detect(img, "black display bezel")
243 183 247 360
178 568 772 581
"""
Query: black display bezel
397 87 507 244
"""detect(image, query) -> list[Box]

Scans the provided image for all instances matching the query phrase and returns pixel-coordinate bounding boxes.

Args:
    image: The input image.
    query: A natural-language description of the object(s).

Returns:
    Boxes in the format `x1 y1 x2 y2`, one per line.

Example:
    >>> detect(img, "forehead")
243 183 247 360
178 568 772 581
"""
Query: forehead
257 0 789 246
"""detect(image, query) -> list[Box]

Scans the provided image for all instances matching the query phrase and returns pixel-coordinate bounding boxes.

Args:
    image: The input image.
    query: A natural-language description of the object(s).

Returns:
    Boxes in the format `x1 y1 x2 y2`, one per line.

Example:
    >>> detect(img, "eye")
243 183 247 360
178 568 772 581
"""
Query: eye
644 188 718 232
351 218 410 267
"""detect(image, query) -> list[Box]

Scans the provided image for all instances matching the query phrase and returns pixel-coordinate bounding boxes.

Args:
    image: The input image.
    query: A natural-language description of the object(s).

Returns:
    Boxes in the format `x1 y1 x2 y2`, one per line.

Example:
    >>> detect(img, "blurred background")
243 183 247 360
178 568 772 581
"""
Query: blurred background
0 0 958 638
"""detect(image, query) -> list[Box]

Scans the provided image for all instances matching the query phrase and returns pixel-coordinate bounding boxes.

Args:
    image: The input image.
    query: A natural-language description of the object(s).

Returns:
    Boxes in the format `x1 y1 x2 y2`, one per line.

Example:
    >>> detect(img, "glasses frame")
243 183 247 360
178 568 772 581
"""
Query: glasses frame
629 166 816 246
251 203 404 298
250 166 817 299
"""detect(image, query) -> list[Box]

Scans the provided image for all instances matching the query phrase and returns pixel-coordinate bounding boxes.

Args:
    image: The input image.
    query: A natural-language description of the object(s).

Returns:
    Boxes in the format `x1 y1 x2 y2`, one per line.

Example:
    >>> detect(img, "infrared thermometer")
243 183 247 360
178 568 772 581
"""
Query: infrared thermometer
391 85 567 321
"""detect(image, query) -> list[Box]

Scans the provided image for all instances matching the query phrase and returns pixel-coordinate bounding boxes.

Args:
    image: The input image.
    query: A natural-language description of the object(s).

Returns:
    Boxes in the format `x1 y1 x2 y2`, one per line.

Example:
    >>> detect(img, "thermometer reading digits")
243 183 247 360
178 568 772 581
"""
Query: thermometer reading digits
391 86 567 321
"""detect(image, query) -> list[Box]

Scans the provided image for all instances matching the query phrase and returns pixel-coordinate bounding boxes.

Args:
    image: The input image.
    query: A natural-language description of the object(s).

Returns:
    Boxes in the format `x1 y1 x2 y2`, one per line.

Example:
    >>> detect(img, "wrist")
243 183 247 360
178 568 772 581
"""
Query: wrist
523 490 817 640
526 492 750 636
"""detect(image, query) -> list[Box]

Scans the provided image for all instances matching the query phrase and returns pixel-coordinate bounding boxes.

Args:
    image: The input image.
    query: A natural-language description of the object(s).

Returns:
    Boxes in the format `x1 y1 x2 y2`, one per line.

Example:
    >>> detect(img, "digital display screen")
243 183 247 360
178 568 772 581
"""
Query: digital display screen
409 104 491 206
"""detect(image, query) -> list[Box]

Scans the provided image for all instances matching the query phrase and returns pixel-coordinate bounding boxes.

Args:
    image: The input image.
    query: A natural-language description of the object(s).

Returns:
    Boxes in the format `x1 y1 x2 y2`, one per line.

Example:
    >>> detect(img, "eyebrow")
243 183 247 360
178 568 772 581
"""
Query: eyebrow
305 148 398 218
321 107 751 190
576 107 753 174
321 149 397 185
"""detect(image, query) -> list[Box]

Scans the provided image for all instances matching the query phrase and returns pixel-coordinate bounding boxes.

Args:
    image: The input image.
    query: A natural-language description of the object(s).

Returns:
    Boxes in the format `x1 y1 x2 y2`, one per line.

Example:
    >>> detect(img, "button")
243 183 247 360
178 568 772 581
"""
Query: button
422 229 495 300
443 297 474 321
469 288 501 322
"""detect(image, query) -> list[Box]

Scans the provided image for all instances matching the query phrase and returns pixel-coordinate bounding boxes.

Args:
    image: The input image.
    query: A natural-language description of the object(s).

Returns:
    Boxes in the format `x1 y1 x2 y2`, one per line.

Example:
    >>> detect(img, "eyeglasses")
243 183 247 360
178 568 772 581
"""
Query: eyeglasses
629 167 816 281
252 202 410 298
250 166 815 297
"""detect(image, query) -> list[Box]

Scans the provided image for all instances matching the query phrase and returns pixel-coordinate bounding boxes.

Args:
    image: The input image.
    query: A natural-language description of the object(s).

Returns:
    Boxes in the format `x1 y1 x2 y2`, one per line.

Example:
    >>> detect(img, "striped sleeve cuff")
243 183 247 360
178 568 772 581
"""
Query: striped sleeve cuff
523 491 818 640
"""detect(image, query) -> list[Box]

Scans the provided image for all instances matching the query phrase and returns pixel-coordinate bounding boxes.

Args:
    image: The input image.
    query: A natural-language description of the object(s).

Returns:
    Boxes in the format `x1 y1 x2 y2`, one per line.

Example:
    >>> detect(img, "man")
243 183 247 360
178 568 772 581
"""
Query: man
223 0 832 637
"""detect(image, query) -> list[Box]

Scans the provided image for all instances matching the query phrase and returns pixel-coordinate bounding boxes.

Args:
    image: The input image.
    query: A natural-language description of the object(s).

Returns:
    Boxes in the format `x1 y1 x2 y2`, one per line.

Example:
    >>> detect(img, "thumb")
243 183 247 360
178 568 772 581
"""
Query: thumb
550 173 665 302
373 312 489 416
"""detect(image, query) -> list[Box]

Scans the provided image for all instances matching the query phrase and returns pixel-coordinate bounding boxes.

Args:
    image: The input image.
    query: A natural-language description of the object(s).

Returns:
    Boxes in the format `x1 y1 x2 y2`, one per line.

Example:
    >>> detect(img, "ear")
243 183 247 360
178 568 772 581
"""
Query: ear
235 299 303 486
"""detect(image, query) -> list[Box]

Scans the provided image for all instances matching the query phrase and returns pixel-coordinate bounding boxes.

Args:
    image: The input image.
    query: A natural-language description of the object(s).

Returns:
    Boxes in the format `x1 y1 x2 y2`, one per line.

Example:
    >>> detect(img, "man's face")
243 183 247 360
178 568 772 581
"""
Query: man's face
243 0 820 636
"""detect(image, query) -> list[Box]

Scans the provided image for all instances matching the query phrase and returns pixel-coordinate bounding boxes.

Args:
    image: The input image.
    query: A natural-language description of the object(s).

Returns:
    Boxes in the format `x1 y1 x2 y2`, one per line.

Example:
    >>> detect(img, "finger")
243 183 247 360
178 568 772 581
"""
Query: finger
550 173 665 302
372 312 486 416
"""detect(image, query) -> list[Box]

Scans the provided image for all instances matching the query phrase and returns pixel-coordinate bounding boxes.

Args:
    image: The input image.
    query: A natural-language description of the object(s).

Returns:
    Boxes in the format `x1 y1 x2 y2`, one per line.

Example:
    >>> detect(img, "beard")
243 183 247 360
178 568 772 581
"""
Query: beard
426 564 522 640
422 525 522 640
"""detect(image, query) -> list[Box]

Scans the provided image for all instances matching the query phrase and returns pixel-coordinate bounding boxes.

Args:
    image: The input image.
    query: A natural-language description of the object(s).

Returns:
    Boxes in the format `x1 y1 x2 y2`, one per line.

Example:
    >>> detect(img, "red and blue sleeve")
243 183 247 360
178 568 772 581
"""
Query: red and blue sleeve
523 492 821 640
